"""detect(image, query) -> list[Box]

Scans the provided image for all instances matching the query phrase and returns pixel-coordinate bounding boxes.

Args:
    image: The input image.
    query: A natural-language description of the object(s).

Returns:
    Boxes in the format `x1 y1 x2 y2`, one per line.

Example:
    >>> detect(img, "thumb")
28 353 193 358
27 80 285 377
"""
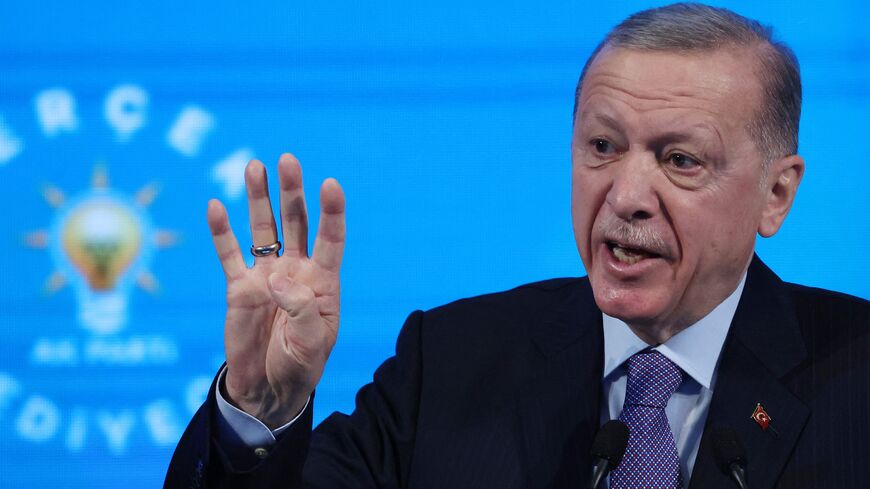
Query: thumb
267 273 319 320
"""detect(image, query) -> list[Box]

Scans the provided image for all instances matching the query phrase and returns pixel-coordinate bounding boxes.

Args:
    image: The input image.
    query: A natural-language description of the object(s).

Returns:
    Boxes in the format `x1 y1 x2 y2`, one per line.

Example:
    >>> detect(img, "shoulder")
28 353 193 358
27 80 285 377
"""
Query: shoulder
406 277 597 413
782 282 869 330
422 277 593 332
774 282 869 370
410 277 596 379
742 257 867 332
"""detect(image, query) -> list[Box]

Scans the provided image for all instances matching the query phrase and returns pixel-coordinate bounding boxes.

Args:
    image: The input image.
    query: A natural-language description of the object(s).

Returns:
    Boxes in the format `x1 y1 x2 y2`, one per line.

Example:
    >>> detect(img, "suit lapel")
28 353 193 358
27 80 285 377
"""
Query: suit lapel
690 257 809 489
512 257 809 488
518 279 604 488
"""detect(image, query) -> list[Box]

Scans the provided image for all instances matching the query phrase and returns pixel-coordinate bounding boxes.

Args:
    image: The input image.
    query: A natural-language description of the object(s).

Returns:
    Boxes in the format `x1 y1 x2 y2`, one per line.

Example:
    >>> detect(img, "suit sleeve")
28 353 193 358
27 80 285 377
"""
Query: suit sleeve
164 310 425 489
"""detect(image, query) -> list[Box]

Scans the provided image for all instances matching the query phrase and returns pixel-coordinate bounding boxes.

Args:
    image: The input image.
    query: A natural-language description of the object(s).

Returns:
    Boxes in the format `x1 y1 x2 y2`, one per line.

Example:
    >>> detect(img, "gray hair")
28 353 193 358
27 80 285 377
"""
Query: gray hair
574 2 801 164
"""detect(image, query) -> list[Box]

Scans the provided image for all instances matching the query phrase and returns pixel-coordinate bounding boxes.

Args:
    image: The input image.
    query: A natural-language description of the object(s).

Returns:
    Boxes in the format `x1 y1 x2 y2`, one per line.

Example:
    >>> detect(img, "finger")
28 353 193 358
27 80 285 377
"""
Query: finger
207 199 247 280
312 178 346 273
245 159 279 254
277 153 309 258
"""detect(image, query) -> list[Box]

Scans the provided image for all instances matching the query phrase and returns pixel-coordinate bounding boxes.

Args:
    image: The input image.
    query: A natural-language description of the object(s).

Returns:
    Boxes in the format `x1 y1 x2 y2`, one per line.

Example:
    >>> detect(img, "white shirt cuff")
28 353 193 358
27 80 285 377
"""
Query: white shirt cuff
215 366 309 449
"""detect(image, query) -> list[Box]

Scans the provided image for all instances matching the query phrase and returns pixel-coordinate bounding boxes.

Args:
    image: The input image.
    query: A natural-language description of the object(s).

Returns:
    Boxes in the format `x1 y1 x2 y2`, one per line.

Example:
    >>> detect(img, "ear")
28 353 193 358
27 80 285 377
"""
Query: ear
758 154 804 237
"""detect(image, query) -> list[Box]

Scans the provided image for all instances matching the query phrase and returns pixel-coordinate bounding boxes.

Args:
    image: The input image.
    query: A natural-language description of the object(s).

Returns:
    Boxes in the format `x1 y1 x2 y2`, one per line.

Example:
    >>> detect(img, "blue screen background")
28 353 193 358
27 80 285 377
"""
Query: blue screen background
0 1 867 486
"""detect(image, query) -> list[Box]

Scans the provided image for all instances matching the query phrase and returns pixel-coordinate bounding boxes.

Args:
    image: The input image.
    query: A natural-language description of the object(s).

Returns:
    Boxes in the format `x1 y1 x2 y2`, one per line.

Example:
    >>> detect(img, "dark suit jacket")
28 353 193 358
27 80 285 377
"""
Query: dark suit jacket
165 257 869 488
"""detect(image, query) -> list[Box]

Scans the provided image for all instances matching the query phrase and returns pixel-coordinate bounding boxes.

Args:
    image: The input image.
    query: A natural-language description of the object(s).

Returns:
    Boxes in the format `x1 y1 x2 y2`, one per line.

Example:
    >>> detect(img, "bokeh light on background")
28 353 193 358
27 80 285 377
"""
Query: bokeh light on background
0 1 867 486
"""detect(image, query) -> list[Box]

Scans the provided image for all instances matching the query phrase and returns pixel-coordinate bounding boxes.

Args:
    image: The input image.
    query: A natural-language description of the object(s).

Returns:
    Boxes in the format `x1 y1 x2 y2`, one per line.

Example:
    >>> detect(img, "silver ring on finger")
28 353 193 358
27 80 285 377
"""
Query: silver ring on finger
251 241 282 257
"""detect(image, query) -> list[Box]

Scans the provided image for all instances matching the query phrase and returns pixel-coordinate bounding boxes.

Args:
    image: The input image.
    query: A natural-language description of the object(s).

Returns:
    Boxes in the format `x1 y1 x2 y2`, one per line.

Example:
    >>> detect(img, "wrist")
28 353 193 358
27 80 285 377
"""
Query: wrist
221 371 311 429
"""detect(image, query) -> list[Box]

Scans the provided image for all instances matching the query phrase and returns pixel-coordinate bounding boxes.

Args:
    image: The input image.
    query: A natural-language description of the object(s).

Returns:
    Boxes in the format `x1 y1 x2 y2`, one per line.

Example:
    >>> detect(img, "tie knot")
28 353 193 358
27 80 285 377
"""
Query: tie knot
624 350 683 408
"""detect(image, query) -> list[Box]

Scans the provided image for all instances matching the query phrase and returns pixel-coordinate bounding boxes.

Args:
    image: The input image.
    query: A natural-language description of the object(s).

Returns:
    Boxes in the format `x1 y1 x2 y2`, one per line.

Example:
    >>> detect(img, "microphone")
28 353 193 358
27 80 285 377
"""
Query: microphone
588 420 629 489
712 428 749 489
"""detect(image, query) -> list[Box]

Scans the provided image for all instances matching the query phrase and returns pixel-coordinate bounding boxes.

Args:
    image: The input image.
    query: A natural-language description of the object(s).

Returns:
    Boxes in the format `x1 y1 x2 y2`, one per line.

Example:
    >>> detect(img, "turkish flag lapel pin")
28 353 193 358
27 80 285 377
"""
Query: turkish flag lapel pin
751 403 775 433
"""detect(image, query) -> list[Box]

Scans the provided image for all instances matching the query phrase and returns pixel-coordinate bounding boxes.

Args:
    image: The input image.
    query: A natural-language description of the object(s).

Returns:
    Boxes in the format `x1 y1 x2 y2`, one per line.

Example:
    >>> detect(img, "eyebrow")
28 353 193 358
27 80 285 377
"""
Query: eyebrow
577 111 623 132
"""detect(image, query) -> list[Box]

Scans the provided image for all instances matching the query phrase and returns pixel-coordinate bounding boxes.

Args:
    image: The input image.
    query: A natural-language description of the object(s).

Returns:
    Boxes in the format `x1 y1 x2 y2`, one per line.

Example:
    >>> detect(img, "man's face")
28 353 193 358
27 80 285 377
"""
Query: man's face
572 46 772 335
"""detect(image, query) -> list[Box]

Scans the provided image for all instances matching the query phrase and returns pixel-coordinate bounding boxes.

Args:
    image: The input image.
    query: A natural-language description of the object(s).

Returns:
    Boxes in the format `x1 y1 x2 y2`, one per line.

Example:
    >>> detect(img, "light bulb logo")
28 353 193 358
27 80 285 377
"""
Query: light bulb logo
24 165 178 335
62 201 142 291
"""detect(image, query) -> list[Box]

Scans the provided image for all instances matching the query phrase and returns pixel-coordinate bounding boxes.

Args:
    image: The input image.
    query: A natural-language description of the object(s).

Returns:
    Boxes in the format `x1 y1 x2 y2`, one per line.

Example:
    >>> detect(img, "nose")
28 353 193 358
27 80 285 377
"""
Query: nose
605 151 659 221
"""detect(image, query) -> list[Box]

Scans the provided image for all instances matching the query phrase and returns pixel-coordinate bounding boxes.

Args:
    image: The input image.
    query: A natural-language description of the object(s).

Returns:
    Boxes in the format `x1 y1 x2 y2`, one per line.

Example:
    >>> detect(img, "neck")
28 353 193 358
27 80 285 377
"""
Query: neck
623 269 750 346
627 323 686 346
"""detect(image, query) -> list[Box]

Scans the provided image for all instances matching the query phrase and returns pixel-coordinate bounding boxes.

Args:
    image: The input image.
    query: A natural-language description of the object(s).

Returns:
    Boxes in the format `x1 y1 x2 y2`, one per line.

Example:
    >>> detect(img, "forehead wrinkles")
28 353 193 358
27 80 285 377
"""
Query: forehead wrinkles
582 71 727 115
578 48 762 136
579 74 749 143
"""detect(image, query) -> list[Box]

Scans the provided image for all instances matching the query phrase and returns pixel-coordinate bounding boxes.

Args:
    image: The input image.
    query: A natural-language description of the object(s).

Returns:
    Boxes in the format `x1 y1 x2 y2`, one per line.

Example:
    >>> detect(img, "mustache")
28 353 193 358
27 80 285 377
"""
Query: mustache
595 215 670 256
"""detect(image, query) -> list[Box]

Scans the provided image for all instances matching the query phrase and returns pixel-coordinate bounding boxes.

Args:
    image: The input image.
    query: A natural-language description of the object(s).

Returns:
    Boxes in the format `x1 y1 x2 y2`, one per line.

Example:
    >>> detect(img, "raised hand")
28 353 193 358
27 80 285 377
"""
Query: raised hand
206 153 345 428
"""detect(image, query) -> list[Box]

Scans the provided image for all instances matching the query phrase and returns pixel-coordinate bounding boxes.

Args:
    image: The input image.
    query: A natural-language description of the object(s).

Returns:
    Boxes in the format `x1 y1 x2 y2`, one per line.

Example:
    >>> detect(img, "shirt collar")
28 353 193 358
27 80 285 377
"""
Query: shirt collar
601 273 747 389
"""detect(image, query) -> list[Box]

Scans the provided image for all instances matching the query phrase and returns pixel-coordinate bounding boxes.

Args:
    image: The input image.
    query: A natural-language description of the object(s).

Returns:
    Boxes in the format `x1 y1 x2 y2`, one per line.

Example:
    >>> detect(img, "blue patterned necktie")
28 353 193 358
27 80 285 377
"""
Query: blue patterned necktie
610 350 684 489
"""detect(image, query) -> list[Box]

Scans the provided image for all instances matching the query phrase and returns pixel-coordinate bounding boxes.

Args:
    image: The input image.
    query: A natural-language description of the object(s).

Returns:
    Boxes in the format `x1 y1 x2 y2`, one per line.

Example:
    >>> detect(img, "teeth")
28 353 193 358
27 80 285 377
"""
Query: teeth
612 245 647 265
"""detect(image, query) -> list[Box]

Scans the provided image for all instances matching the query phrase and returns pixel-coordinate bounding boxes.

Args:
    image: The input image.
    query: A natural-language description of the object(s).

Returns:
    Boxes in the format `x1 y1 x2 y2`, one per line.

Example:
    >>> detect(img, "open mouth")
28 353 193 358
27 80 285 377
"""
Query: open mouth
606 241 660 265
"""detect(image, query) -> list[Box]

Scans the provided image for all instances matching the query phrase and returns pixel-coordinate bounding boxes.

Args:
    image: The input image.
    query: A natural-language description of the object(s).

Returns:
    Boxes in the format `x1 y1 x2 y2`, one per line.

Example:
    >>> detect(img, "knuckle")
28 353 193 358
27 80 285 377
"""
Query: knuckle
217 249 238 261
282 285 316 311
292 282 316 299
252 222 276 232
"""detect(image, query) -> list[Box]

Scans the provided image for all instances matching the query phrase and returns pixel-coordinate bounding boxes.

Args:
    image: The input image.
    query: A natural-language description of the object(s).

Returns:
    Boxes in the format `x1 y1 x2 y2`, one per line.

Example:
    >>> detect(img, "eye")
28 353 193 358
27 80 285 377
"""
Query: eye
590 138 617 156
666 152 701 170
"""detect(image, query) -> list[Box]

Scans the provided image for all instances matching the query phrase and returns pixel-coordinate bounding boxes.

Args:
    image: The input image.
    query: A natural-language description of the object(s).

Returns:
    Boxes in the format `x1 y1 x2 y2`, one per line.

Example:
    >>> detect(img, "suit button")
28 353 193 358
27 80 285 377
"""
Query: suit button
254 447 269 459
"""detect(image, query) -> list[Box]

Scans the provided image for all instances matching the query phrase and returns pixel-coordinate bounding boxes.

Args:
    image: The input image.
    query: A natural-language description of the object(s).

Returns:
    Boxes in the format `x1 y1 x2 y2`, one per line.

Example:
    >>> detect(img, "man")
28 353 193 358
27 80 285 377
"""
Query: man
166 3 869 488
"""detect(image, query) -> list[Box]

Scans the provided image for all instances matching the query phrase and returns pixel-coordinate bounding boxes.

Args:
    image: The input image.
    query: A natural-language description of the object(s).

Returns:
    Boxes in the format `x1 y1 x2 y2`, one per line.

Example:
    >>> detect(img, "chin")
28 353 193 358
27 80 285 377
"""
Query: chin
589 278 672 327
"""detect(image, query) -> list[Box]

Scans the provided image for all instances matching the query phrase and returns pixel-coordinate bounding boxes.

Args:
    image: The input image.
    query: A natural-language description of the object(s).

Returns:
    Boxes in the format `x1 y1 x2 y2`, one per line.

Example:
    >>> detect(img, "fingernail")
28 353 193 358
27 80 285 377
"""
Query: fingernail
268 274 290 292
